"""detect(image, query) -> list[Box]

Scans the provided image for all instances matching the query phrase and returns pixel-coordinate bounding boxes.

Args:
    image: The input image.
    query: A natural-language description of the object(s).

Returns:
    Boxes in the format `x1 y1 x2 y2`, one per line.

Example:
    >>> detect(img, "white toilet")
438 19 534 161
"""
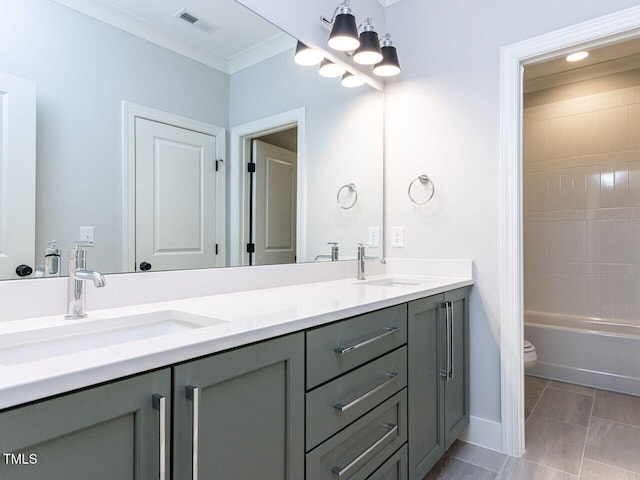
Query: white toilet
524 340 537 369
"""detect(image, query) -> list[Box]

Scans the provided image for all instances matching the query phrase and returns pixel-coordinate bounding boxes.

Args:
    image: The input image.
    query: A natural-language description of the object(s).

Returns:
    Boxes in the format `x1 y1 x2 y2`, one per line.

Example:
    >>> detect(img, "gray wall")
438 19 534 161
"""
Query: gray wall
0 0 229 273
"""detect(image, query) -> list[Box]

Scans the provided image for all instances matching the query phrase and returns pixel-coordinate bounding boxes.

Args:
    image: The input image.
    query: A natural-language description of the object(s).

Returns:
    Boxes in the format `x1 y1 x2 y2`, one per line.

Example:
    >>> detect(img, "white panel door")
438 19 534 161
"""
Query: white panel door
0 72 36 279
135 118 218 272
252 140 297 266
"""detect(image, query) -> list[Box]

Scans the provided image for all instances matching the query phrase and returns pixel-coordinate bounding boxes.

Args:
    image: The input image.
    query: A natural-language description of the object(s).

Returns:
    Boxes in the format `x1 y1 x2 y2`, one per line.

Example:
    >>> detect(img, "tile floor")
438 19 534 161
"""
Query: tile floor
424 376 640 479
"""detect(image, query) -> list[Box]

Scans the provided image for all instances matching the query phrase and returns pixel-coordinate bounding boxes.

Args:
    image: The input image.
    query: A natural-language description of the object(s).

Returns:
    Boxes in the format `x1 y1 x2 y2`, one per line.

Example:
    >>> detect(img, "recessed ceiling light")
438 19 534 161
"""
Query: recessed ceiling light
566 51 589 62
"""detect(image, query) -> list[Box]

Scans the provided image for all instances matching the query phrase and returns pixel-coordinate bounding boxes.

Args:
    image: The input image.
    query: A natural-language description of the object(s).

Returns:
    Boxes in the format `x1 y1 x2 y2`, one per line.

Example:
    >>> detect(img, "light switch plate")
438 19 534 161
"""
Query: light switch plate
80 226 94 243
391 226 404 248
367 227 380 247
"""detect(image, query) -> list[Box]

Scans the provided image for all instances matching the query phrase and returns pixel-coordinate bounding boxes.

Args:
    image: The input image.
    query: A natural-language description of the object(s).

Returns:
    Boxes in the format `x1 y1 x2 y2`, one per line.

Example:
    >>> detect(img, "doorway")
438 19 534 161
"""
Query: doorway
229 108 305 267
499 5 640 457
248 130 298 266
518 37 640 476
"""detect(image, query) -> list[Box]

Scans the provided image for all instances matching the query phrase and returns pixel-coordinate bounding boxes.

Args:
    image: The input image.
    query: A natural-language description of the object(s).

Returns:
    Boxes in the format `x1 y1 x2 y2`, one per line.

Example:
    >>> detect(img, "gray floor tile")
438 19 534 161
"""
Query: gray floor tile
533 387 594 427
593 390 640 427
446 440 507 473
526 392 541 422
498 457 577 480
526 375 548 396
585 417 640 474
547 380 595 396
580 459 640 480
524 415 588 475
424 455 496 480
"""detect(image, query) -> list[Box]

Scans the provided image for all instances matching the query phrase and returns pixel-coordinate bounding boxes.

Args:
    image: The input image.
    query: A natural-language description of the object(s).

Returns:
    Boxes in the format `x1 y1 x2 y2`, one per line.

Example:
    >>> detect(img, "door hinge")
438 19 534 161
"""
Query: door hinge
215 243 219 255
215 159 223 172
247 162 256 173
246 243 255 254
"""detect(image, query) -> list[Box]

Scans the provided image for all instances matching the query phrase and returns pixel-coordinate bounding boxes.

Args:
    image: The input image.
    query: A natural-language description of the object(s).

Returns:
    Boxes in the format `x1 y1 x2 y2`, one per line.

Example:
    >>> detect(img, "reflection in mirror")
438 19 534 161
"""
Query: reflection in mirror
0 0 383 280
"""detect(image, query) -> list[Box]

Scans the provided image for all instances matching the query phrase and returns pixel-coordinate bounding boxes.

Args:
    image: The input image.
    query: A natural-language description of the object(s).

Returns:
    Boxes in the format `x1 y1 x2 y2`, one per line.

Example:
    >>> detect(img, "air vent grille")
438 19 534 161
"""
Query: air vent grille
176 9 199 25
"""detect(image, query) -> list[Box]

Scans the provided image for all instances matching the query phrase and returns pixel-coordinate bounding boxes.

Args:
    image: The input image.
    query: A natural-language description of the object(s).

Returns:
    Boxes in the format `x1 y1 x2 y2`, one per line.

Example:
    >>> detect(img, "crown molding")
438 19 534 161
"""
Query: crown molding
51 0 292 74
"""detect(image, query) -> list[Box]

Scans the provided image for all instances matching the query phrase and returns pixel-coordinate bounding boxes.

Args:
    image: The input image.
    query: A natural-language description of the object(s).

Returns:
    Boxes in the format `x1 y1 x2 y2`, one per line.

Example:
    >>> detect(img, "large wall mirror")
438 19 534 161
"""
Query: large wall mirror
0 0 383 280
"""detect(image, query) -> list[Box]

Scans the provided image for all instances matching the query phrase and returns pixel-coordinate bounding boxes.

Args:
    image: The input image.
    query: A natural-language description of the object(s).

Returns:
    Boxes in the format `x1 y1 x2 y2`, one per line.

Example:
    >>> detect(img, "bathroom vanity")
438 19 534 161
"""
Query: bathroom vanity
0 271 471 480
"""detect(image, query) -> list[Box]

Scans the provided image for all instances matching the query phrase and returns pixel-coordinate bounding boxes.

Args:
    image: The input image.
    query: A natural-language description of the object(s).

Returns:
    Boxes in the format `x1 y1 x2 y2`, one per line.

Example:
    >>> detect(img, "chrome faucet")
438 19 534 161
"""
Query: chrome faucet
314 242 340 262
357 243 385 280
65 241 106 319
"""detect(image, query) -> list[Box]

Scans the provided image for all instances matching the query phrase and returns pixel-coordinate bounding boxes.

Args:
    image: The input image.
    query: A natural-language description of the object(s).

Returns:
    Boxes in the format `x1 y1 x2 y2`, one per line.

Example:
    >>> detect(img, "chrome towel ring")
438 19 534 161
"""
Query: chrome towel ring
337 183 358 209
408 175 435 205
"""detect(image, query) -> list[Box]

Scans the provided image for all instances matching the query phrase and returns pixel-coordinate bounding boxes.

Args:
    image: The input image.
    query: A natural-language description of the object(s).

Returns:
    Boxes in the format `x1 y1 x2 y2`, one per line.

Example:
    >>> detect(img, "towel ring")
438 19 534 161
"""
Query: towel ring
337 183 358 209
408 175 435 205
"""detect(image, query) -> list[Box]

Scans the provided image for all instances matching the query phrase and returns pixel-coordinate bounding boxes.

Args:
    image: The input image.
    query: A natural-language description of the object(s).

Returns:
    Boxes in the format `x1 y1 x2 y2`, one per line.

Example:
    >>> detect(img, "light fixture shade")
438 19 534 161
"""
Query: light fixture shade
294 41 324 66
373 44 401 77
328 13 360 51
341 71 364 88
353 30 382 65
319 58 347 78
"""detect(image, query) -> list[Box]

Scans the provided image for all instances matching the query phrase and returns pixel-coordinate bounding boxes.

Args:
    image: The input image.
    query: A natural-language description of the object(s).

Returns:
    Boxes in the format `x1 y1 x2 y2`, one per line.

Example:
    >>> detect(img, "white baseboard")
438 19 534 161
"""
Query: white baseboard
459 416 503 453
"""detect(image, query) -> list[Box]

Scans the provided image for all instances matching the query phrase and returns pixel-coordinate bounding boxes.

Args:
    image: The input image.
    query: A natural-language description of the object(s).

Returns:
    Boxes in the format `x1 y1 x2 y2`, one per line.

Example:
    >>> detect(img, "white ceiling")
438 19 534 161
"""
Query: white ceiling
524 37 640 91
52 0 296 73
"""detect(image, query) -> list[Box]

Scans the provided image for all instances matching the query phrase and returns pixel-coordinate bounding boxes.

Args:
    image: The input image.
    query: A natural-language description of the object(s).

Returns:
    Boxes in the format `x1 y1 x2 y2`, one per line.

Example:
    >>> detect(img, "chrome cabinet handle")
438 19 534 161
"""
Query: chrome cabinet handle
334 327 399 354
334 372 399 412
152 394 166 480
331 423 398 477
447 301 454 379
440 303 449 380
186 386 200 480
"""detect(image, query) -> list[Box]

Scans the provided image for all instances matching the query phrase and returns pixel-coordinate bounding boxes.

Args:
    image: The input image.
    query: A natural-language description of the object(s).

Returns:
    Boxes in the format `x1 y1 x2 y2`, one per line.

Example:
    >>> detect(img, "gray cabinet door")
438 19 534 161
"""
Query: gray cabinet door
407 288 471 479
0 369 171 480
407 293 445 480
443 287 470 450
173 333 305 480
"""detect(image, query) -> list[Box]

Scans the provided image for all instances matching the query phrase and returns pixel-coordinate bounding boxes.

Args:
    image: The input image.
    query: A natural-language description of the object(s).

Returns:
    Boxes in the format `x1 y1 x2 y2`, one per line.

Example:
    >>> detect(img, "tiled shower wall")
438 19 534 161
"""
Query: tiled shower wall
523 81 640 323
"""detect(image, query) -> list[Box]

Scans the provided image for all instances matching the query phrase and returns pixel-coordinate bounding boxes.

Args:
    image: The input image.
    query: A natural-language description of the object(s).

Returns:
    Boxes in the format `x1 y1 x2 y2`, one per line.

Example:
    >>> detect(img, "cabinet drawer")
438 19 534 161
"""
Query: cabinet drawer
306 304 407 389
306 347 407 450
367 444 407 480
306 390 407 480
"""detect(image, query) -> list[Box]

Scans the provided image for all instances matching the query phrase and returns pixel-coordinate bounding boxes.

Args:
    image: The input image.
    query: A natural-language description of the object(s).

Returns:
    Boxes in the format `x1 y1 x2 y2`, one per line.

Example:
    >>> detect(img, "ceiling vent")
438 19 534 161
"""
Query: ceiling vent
175 8 214 33
176 9 199 24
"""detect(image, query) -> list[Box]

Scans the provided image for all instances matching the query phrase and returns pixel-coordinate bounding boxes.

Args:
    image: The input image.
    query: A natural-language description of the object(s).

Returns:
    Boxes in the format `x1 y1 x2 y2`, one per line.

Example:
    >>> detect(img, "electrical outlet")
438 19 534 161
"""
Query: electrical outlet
367 227 380 247
391 226 404 248
79 226 94 243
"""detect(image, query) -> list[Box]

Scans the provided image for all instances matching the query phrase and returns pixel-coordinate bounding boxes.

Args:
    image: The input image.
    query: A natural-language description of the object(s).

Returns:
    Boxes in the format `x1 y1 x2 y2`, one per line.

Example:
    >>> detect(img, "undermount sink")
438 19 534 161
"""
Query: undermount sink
0 310 227 366
357 277 426 287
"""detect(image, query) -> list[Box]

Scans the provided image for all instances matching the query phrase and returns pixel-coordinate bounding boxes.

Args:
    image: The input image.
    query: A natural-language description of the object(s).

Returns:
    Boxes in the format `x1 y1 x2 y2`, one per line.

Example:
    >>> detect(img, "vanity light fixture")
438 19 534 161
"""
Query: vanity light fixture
353 18 382 65
566 51 589 62
327 1 360 52
319 58 347 78
341 71 364 88
294 41 324 66
372 34 401 77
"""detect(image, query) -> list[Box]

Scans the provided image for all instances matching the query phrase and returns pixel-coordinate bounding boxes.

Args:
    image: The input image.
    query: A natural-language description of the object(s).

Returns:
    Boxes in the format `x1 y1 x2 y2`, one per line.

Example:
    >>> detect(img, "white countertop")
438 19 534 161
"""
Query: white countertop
0 273 472 410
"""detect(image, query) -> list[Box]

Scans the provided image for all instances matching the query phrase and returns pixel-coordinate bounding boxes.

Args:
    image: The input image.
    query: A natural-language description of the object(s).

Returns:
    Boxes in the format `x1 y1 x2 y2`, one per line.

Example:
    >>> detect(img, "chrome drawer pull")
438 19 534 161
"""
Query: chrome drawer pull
440 303 449 380
186 386 200 480
152 394 166 480
334 327 399 354
331 423 398 477
334 372 399 412
447 301 454 379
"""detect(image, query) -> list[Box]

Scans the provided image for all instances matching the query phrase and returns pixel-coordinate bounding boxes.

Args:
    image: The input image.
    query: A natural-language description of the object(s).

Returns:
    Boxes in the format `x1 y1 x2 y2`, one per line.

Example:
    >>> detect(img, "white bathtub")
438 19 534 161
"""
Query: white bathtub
524 311 640 395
